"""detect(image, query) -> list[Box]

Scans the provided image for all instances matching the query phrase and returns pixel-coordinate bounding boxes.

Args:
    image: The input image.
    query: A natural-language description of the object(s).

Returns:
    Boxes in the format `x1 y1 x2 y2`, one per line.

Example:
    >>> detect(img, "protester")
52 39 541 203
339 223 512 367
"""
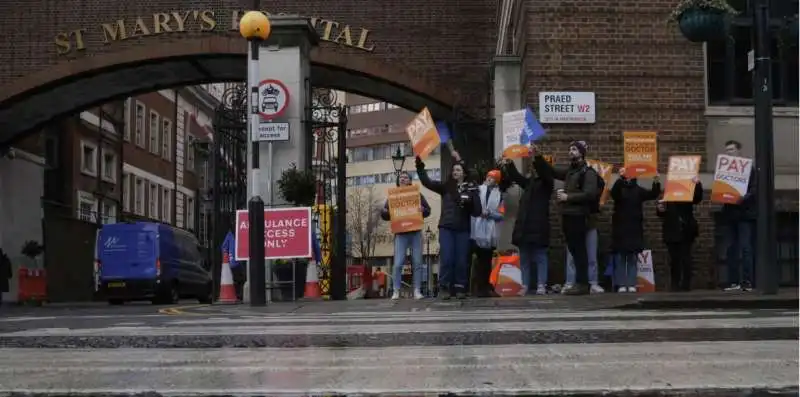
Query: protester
535 141 598 295
416 151 479 300
719 140 756 292
563 163 607 294
656 177 703 291
500 152 554 295
610 168 661 293
381 171 432 300
470 169 504 297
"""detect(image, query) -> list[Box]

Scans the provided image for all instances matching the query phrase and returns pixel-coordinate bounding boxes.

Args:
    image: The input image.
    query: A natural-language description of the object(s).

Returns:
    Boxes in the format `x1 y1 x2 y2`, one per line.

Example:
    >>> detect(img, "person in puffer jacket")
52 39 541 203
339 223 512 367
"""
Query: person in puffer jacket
470 169 504 297
380 171 432 300
416 152 480 300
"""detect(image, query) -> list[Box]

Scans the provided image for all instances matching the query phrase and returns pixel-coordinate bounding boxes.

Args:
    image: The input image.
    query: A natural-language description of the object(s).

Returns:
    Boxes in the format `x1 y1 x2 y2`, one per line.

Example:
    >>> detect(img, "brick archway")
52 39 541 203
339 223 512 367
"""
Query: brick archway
0 36 460 143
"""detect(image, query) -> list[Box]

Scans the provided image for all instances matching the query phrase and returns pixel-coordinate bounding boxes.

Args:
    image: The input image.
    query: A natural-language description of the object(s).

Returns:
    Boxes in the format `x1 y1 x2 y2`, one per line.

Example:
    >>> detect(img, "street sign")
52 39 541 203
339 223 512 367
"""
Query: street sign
257 79 290 120
538 92 596 124
234 207 313 261
254 122 289 141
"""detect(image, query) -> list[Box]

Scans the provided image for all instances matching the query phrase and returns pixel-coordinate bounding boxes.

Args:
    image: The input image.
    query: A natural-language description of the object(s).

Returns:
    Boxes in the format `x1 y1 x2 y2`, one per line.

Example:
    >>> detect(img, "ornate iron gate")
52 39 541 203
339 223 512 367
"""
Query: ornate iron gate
210 84 248 294
309 88 348 300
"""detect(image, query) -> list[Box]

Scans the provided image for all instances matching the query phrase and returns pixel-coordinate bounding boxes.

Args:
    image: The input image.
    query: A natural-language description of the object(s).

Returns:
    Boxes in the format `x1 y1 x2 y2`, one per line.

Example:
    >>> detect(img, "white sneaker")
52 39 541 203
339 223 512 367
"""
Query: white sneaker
391 291 400 300
561 284 574 294
518 286 528 296
590 284 605 294
535 285 547 295
627 286 637 293
413 289 424 300
618 287 627 293
724 284 742 291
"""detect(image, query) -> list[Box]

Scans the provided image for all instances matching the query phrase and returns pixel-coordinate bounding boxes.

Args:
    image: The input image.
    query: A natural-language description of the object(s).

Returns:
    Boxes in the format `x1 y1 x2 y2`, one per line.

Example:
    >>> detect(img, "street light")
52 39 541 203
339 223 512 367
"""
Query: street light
391 147 406 187
240 10 271 306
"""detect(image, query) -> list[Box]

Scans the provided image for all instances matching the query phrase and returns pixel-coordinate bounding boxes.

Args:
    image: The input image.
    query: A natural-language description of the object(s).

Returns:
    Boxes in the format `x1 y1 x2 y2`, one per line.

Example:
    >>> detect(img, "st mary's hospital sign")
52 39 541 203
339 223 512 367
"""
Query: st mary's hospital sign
54 9 376 56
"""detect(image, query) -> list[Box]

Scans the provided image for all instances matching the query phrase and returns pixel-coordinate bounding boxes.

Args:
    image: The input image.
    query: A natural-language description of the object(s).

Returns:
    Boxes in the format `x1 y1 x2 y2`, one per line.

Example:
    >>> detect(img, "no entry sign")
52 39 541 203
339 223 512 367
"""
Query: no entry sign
234 207 312 261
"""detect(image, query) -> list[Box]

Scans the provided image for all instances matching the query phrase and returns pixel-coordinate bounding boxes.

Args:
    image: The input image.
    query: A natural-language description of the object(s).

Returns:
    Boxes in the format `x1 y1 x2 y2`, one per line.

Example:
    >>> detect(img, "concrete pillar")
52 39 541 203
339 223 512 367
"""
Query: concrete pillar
251 17 318 203
492 55 524 252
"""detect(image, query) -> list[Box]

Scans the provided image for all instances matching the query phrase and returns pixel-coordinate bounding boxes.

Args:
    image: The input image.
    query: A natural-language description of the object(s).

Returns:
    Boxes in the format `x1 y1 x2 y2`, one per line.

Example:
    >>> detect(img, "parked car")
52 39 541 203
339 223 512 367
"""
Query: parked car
94 222 212 305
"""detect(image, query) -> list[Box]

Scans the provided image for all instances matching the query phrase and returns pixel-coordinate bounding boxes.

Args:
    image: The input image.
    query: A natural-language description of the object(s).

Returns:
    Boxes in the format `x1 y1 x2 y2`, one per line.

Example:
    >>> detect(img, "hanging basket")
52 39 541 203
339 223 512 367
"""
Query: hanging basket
678 8 730 43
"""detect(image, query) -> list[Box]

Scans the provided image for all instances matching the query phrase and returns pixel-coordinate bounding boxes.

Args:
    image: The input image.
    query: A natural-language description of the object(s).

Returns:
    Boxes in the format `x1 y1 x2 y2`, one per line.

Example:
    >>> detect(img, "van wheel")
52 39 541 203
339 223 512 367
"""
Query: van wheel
168 283 180 304
152 283 179 305
108 299 124 305
197 283 213 304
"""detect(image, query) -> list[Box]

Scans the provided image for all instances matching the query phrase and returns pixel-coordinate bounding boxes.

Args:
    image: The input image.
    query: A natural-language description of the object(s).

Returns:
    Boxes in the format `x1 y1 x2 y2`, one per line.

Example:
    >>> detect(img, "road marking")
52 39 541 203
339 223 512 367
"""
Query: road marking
158 304 209 316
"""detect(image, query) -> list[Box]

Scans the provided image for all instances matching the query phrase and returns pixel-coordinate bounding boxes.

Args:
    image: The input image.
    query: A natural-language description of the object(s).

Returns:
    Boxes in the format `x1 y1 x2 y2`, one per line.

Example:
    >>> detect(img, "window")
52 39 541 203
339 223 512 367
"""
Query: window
122 173 130 211
162 118 172 161
149 110 160 155
149 183 158 219
135 102 145 147
134 177 145 215
186 135 196 171
76 191 97 223
123 98 131 141
706 0 799 106
100 149 117 183
79 140 98 176
102 201 117 224
187 197 195 230
162 188 171 223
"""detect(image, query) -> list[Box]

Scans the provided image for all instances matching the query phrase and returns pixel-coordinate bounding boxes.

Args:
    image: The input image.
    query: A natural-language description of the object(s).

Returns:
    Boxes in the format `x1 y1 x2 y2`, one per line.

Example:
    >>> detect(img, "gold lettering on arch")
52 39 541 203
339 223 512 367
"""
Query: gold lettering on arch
54 9 376 56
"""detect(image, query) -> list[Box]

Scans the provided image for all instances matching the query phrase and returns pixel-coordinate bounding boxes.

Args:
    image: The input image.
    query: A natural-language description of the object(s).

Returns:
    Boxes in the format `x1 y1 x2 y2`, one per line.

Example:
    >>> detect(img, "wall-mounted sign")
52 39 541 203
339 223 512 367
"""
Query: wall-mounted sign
255 122 290 141
538 92 596 124
258 79 289 120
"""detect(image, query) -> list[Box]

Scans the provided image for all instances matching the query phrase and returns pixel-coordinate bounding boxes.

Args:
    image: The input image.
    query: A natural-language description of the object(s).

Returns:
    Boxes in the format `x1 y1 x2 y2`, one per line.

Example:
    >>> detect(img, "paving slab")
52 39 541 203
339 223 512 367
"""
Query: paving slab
0 341 796 396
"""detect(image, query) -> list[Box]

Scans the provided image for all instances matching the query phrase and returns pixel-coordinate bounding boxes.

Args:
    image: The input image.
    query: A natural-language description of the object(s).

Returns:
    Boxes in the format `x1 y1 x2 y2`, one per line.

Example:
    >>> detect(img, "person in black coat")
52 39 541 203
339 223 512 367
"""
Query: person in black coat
656 178 703 292
500 154 554 295
610 168 661 292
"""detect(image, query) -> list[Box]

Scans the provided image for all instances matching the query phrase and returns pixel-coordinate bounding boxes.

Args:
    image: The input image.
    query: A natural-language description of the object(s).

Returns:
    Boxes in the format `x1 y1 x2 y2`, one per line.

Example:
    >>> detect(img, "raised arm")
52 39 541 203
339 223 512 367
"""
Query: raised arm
420 194 432 218
532 155 554 185
610 177 624 202
415 156 445 195
692 181 704 204
639 180 662 202
501 160 529 188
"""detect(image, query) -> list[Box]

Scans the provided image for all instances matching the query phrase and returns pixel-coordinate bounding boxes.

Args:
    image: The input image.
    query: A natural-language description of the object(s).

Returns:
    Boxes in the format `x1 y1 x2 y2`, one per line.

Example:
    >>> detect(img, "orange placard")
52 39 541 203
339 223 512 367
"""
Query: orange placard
586 159 613 205
663 155 701 202
387 185 424 234
623 131 658 178
490 254 523 297
405 107 441 160
711 154 753 204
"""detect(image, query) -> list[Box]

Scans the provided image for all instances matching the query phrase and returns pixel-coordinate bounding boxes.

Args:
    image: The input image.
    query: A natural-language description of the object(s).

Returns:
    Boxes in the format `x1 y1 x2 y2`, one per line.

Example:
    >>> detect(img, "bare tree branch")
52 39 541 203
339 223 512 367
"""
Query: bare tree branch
346 186 384 259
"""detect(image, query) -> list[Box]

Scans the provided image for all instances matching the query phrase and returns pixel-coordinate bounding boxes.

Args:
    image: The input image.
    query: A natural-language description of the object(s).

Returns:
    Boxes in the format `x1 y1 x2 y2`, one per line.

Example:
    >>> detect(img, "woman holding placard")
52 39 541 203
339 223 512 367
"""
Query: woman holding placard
416 152 480 300
656 177 703 292
610 168 661 293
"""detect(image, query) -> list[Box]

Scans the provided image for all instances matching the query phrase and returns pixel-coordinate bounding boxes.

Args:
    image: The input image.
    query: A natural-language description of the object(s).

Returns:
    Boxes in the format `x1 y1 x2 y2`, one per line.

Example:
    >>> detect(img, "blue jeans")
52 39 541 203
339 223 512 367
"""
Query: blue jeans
392 231 424 291
615 252 639 288
724 220 754 286
519 244 549 289
439 227 470 291
565 228 599 285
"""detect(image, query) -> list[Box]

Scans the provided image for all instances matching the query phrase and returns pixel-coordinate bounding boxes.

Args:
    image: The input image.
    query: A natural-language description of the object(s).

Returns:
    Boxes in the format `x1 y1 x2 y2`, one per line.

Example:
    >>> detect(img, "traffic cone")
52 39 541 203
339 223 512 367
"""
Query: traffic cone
216 252 238 304
303 260 322 299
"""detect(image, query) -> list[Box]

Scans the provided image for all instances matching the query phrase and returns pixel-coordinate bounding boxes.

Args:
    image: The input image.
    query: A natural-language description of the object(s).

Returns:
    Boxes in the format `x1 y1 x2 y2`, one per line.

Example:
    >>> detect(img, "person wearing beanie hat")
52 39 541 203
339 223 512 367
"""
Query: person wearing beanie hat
534 140 599 295
500 151 555 296
469 168 505 297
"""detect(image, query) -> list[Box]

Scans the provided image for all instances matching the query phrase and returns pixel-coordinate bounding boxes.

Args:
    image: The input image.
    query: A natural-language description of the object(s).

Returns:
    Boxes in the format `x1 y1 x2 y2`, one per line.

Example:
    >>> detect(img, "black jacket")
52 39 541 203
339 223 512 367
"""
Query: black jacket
721 170 756 221
657 182 703 244
416 159 479 231
610 178 662 253
380 191 432 234
503 155 554 247
539 159 599 216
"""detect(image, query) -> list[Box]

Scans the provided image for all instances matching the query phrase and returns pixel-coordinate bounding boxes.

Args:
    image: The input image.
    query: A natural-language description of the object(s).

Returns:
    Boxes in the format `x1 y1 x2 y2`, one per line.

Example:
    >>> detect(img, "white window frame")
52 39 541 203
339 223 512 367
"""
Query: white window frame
76 190 98 223
162 188 171 223
122 173 130 212
149 110 160 155
135 101 146 147
162 118 172 161
134 177 145 215
186 197 195 230
79 140 98 177
149 183 158 219
100 148 117 183
102 201 117 224
186 135 195 171
123 98 131 141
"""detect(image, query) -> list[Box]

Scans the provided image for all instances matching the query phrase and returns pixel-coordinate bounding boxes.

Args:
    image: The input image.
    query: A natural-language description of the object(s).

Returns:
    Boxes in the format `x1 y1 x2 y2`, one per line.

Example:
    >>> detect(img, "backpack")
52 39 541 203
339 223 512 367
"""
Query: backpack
578 166 605 214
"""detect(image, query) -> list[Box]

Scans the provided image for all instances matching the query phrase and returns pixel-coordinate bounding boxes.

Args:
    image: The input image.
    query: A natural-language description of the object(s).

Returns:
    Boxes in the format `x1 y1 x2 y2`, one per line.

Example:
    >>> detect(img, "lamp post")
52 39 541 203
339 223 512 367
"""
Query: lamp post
391 147 406 186
239 10 271 306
